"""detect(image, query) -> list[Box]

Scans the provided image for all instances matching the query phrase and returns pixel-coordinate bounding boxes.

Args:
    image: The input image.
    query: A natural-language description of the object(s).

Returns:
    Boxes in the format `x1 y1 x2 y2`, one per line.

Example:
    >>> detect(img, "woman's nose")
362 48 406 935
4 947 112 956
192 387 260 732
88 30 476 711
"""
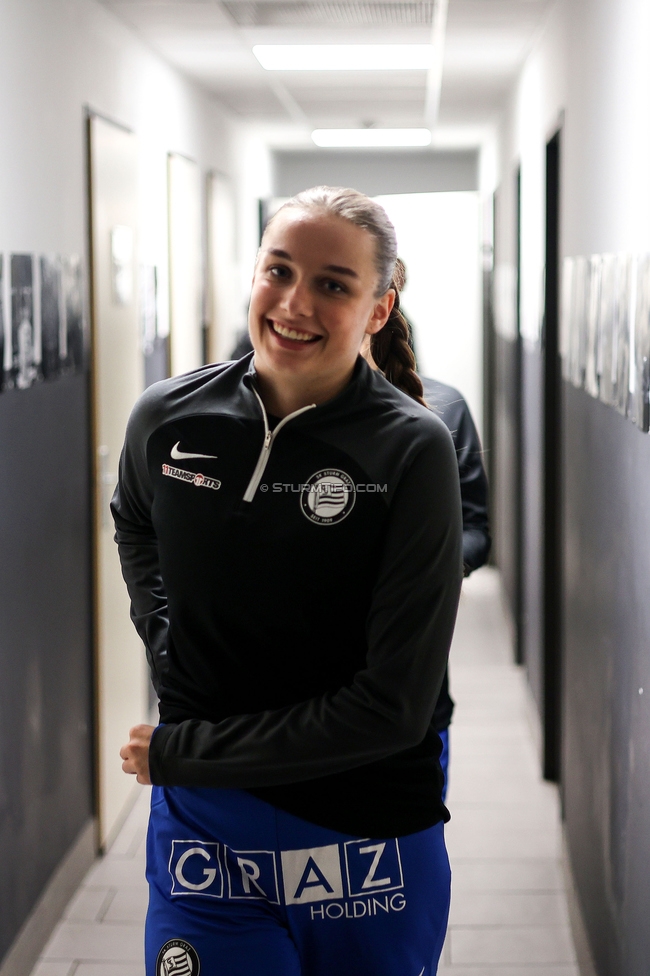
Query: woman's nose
281 279 313 317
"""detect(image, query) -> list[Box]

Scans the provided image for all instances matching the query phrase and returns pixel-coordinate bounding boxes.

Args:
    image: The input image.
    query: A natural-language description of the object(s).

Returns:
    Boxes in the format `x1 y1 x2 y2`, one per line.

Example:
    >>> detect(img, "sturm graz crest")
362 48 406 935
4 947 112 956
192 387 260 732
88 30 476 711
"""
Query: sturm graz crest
156 938 200 976
301 469 355 525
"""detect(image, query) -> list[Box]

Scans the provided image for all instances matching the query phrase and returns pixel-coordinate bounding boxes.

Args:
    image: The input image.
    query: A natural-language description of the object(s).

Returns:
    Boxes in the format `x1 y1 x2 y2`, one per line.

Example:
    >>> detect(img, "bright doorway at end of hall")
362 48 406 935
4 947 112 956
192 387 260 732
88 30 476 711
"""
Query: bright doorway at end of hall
375 192 482 436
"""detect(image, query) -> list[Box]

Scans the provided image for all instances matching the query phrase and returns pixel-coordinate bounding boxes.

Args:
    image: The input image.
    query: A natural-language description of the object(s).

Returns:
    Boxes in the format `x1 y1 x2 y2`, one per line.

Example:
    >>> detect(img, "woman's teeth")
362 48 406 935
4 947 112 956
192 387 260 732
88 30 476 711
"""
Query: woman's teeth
271 321 317 343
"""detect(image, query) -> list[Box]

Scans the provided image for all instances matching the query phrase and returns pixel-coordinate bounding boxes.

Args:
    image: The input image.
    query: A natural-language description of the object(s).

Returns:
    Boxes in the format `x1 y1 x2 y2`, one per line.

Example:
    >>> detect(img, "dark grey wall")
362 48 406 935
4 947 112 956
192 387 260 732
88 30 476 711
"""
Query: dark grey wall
521 344 544 711
0 373 94 964
273 149 479 198
562 384 650 976
494 334 520 634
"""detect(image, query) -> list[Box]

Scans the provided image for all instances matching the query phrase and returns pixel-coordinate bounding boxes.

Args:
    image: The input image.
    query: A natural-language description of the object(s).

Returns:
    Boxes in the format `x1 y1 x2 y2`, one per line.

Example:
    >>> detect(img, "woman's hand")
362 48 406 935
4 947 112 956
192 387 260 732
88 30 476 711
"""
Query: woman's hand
120 724 155 785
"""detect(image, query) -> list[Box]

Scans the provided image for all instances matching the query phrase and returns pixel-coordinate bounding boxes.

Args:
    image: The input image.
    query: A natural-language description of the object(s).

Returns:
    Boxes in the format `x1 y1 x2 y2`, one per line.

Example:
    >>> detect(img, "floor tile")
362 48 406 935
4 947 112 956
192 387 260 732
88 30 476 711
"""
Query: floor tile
64 887 113 923
438 967 579 976
449 858 565 893
448 891 570 926
42 922 144 961
30 964 74 976
450 925 576 965
74 965 145 976
82 856 147 889
445 825 561 860
101 886 149 924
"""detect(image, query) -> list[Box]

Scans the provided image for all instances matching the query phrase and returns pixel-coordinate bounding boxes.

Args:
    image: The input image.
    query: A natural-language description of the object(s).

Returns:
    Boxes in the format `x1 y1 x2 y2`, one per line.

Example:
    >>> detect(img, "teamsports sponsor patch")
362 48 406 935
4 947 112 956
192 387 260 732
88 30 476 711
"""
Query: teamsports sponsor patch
162 464 221 490
156 938 200 976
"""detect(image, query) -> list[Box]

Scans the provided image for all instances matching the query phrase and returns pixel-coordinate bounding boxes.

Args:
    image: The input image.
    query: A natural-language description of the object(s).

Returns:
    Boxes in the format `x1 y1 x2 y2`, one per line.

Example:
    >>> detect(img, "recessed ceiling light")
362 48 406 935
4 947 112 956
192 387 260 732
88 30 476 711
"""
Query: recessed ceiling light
311 129 432 148
253 45 434 71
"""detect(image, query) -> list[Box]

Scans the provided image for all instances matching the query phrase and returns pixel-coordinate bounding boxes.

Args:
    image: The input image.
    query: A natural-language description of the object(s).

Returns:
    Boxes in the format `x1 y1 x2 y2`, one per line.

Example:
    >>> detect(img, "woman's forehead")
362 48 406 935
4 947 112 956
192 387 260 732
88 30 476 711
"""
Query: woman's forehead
264 207 377 271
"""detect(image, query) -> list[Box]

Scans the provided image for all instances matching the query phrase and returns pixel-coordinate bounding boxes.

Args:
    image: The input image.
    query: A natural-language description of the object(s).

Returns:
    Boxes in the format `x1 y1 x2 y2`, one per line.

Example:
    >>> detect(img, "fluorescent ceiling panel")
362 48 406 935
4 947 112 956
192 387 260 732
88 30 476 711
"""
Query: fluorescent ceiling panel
253 44 434 71
312 128 432 147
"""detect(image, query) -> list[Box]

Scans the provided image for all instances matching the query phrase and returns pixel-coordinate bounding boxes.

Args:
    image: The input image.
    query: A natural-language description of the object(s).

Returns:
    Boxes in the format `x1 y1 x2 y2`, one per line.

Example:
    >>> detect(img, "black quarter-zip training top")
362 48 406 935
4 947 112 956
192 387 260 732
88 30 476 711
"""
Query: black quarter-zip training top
112 353 463 838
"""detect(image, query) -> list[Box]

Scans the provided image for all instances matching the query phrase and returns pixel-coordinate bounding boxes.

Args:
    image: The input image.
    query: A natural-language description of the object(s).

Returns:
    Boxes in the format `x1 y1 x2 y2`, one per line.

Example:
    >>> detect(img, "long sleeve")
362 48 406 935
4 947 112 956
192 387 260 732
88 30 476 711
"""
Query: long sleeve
454 405 491 572
111 392 169 692
148 422 463 789
420 376 491 574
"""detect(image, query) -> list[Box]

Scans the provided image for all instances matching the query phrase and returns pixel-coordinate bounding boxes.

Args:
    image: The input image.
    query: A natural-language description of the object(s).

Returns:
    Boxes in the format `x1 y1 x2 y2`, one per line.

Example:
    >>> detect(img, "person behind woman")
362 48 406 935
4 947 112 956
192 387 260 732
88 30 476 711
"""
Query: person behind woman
362 258 491 800
115 186 463 976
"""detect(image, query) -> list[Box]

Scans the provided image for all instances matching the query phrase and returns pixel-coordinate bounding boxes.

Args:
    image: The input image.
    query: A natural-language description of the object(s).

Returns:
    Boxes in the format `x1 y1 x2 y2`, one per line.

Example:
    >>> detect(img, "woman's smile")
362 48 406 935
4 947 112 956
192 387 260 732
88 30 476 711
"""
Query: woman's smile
267 318 322 346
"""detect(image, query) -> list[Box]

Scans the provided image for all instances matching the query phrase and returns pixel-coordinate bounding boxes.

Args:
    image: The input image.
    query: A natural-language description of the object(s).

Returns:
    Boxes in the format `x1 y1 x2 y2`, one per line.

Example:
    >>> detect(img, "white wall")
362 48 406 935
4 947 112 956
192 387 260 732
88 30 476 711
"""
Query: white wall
0 0 236 337
376 192 483 434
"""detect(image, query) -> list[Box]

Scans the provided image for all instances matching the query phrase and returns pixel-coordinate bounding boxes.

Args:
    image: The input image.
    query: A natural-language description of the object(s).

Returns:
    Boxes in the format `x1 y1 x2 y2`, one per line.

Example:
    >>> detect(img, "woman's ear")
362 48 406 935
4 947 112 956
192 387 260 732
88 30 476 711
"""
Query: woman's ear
365 289 396 336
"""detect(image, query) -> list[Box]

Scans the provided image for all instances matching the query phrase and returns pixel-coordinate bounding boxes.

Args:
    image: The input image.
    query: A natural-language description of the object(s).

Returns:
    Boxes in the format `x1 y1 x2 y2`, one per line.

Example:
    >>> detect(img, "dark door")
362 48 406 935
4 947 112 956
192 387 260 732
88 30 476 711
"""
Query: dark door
542 130 562 781
514 166 524 664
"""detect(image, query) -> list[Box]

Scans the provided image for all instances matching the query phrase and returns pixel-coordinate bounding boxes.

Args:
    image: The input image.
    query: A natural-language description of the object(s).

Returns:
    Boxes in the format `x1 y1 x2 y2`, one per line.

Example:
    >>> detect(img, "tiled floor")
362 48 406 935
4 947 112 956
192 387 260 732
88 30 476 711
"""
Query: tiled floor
31 567 578 976
439 569 578 976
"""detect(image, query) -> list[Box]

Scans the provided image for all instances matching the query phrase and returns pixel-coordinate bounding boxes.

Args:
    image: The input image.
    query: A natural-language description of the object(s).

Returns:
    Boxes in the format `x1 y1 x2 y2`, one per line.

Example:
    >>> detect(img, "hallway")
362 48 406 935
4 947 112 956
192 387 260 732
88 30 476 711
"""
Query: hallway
31 568 578 976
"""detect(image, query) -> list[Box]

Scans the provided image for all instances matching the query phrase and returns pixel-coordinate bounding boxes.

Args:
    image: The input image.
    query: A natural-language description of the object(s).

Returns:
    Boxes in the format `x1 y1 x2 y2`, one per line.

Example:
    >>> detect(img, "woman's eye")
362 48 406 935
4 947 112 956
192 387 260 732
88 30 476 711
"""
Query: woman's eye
268 265 291 280
322 279 346 294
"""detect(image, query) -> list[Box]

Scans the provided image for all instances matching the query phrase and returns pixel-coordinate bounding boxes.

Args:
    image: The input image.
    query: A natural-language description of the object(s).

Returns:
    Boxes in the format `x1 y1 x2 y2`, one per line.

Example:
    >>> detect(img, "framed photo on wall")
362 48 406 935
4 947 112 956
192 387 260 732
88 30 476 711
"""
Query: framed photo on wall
584 254 602 398
613 253 632 417
598 254 616 406
0 254 5 393
62 254 85 373
40 255 63 380
9 254 38 390
631 254 650 432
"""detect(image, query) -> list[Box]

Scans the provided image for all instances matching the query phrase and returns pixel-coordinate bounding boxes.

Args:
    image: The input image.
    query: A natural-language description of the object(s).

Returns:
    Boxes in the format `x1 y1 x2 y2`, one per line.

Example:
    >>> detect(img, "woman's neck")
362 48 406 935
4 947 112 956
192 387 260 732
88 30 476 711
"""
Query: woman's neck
253 362 355 418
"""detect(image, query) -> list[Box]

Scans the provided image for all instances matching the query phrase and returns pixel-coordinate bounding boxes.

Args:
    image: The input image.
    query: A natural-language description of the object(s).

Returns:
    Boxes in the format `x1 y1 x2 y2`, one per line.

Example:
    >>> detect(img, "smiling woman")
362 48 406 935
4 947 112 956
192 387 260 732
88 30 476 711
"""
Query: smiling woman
113 185 463 976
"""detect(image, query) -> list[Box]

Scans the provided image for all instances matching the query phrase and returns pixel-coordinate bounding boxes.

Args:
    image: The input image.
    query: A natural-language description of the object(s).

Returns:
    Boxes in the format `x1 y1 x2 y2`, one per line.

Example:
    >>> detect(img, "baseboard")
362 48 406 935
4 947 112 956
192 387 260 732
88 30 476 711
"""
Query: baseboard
562 829 599 976
0 820 96 976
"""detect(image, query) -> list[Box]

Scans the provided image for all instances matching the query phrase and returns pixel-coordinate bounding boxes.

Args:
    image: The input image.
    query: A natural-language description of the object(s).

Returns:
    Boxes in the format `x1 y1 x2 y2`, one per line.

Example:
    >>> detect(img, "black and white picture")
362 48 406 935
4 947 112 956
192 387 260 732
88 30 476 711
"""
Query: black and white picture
40 255 62 380
10 254 37 390
569 255 588 388
598 254 616 407
140 264 158 355
140 264 168 388
613 253 632 417
62 254 85 373
0 254 5 393
560 257 574 382
631 254 650 432
584 255 602 398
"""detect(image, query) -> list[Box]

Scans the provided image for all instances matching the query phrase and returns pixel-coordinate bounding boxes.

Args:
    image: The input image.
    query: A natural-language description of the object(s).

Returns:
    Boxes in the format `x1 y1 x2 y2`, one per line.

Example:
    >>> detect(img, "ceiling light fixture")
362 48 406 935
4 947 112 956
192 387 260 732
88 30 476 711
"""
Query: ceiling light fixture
311 129 432 148
253 45 434 71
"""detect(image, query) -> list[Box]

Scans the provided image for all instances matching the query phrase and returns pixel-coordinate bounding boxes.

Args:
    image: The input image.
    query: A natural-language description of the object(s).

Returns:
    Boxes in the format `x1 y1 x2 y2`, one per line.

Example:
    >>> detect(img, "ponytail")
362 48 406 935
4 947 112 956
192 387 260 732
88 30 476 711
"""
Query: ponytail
370 266 426 408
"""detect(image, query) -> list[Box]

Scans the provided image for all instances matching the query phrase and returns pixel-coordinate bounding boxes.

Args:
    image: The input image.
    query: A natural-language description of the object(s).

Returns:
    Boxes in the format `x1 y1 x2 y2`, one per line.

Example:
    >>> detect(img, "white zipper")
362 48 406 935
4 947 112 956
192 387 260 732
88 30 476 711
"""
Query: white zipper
243 387 316 502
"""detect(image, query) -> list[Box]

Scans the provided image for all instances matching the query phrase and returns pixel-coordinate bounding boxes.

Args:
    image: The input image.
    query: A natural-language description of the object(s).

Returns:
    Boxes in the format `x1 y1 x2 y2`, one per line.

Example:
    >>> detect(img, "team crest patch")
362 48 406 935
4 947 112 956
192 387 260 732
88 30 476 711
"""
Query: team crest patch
300 469 355 525
156 938 200 976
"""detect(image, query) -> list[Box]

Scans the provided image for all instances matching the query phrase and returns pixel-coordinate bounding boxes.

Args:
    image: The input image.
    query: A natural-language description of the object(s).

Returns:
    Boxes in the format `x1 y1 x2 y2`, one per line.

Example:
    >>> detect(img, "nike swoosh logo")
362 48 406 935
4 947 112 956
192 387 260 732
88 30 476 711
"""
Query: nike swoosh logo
170 441 218 461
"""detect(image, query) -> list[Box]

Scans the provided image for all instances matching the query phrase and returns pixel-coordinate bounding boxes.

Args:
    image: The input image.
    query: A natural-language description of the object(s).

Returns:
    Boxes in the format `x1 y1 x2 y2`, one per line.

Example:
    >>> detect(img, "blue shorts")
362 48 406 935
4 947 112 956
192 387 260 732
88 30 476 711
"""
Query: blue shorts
145 786 451 976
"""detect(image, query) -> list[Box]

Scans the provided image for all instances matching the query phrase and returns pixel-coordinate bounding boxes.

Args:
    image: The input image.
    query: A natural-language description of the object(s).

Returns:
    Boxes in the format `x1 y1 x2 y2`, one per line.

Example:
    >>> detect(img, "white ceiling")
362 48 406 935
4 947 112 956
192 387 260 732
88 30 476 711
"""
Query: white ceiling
101 0 552 130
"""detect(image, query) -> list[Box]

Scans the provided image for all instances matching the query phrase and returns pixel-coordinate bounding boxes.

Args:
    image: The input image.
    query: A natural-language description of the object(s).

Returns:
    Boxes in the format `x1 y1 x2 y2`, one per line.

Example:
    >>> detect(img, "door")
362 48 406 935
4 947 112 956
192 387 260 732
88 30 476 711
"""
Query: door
542 130 563 781
168 153 203 376
88 113 148 848
207 171 238 362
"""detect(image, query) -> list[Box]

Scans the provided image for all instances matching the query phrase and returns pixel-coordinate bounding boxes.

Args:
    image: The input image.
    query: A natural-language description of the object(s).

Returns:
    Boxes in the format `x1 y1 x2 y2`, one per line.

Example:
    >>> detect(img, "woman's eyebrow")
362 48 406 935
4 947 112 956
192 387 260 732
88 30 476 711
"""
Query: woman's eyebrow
267 247 292 259
324 264 359 278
